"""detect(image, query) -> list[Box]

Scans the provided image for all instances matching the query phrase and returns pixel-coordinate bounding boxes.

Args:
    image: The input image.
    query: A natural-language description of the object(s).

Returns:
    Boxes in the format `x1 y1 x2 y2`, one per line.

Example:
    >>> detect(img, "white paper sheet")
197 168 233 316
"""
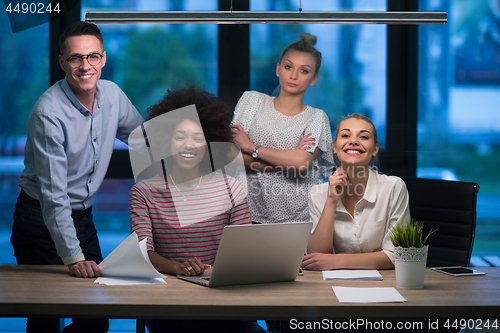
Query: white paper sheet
94 277 166 285
94 232 167 285
322 270 383 280
332 286 407 303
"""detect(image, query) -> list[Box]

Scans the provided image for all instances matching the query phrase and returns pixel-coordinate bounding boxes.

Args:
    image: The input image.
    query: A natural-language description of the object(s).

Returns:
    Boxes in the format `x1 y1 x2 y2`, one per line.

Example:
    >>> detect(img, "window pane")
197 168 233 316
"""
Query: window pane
82 0 219 115
0 13 48 264
250 0 387 148
418 0 500 260
81 0 219 253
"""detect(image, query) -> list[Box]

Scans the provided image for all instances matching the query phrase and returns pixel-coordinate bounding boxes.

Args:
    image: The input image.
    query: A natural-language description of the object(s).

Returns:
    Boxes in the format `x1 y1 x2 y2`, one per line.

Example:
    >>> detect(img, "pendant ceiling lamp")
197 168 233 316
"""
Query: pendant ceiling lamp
85 10 447 25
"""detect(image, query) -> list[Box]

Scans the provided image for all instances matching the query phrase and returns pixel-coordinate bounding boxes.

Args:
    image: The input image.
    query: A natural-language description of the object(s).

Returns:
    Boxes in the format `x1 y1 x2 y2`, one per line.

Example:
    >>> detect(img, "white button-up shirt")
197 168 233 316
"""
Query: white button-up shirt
308 170 411 263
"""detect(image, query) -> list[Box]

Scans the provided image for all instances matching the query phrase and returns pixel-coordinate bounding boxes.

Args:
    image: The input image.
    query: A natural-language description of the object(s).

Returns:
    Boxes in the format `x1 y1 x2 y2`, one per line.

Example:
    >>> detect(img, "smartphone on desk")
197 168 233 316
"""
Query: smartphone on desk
431 266 486 277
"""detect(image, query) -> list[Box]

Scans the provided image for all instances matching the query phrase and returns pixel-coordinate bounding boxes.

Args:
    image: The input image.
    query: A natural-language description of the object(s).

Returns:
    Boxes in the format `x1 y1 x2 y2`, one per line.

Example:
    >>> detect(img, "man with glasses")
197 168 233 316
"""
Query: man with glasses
11 21 143 333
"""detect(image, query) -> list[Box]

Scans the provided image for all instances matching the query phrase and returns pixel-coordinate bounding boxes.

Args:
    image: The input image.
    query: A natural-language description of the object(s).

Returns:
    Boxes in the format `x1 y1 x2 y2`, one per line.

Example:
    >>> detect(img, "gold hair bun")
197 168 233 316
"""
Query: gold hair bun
300 32 317 46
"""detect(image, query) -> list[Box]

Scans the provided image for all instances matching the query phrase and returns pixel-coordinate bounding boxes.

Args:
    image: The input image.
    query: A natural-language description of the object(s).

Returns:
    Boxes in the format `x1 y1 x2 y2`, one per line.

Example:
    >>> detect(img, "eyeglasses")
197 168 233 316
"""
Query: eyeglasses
61 52 103 68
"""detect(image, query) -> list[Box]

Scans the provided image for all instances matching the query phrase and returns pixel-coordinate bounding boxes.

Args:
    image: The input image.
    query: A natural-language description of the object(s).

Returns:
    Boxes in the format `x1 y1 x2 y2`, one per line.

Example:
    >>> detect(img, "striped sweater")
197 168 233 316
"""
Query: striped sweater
130 172 251 264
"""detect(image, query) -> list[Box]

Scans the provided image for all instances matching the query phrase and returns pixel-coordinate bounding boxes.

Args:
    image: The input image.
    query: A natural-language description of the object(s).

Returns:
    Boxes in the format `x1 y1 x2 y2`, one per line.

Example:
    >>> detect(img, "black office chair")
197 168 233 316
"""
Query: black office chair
401 176 479 267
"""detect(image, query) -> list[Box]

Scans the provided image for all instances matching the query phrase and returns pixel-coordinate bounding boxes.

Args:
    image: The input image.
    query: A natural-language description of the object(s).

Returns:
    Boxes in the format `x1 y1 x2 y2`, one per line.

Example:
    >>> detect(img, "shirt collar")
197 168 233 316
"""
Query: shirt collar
60 78 101 115
335 169 377 215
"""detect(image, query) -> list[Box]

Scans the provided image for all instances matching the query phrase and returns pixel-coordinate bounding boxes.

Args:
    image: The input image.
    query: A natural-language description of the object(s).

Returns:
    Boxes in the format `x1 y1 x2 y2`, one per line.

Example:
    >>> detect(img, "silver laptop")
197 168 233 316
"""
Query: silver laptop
177 222 312 287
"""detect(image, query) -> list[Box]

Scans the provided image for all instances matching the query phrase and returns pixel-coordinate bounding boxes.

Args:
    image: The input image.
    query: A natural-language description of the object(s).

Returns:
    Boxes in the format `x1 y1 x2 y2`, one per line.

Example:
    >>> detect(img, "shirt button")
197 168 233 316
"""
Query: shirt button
89 180 92 183
94 138 97 142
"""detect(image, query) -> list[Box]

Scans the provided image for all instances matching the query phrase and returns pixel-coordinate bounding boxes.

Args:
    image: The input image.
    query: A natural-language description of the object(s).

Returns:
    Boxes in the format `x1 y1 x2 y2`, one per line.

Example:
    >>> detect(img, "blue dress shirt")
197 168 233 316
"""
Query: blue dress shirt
20 79 144 264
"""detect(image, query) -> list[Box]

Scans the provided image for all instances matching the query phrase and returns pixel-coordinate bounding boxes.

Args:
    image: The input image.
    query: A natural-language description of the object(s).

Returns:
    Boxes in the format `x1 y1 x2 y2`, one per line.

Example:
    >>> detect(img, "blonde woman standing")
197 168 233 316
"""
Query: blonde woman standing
231 33 334 225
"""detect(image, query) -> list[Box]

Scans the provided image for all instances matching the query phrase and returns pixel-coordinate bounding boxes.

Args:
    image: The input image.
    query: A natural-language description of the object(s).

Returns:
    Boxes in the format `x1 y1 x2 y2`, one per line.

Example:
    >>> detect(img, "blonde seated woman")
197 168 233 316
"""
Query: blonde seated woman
302 114 410 271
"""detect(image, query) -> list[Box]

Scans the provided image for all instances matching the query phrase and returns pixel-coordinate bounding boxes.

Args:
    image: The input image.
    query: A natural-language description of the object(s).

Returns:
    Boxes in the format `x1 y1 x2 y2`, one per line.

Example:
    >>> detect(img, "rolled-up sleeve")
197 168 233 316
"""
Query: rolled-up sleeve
130 183 155 252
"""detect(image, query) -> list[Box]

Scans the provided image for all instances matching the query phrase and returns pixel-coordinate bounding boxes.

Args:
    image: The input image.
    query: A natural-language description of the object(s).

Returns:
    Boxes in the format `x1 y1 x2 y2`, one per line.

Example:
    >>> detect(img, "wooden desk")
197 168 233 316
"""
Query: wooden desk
0 265 499 320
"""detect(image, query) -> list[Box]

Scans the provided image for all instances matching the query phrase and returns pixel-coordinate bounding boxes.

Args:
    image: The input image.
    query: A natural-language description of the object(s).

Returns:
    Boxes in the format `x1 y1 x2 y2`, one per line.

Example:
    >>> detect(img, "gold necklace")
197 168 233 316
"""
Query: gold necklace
169 175 203 202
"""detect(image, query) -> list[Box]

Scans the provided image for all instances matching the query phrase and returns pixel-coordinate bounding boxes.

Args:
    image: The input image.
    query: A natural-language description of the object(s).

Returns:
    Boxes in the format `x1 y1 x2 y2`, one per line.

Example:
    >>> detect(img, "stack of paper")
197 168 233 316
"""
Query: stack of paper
94 232 167 285
322 270 383 281
332 286 407 303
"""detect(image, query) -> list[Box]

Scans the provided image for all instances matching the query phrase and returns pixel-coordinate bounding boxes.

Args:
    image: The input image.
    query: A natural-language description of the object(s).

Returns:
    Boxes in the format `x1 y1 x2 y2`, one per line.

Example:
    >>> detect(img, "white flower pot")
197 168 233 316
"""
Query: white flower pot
394 245 429 289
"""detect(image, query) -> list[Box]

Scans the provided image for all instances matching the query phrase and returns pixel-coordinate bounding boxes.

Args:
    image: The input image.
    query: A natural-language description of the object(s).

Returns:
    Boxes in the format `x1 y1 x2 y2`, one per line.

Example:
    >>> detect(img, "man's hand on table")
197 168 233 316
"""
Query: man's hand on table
68 260 101 278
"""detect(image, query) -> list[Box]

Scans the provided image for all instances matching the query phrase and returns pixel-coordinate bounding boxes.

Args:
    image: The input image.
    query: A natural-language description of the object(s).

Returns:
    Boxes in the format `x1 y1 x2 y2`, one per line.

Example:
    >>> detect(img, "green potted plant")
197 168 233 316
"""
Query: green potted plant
389 219 437 289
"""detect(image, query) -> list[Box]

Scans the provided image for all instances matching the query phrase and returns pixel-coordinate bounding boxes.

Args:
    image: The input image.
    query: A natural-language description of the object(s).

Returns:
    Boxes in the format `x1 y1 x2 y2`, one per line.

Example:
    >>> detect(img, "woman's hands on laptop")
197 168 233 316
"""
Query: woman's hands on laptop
177 257 211 276
147 251 211 276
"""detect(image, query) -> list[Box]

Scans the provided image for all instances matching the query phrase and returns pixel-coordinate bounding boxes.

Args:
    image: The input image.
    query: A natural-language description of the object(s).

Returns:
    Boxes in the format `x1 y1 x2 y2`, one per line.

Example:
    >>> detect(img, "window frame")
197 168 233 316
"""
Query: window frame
48 0 418 179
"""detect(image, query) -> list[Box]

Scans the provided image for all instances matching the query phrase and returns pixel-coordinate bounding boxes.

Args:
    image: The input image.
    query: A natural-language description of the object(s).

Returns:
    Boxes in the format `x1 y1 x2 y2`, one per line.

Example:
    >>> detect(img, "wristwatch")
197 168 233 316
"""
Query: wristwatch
251 146 260 159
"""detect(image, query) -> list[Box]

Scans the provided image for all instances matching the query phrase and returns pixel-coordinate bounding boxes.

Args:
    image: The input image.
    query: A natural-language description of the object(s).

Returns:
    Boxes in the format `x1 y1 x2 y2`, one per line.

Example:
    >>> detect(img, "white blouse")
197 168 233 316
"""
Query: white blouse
308 169 411 263
232 91 334 224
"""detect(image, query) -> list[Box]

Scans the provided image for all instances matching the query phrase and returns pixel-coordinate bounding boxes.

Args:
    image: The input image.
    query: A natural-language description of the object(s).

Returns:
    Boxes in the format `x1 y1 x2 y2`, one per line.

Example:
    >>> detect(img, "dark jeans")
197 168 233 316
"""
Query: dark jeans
11 190 108 333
